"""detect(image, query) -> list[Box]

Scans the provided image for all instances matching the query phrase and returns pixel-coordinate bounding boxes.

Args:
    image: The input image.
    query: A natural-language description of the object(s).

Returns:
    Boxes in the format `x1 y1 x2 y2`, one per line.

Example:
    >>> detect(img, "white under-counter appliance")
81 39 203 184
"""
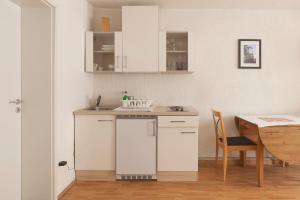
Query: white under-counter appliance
116 115 157 180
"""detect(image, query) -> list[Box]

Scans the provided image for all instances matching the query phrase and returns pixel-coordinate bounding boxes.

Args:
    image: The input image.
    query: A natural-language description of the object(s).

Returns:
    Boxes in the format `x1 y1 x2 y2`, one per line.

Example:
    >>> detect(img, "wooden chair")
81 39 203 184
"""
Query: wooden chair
212 110 257 181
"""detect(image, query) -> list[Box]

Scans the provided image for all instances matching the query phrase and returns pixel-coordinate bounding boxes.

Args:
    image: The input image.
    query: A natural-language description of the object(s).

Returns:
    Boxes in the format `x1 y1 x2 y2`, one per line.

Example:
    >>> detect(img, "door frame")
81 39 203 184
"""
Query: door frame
42 1 55 199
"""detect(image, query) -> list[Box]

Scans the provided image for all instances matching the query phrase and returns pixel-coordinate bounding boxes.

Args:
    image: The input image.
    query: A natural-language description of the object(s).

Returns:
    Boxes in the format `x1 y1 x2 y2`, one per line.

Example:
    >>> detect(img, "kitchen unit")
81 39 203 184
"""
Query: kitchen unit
85 6 196 73
74 106 199 181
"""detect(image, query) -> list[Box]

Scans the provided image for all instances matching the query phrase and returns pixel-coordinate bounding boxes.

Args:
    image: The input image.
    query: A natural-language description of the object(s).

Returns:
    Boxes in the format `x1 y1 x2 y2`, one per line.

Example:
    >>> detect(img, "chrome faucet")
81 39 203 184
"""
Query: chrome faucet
96 95 101 107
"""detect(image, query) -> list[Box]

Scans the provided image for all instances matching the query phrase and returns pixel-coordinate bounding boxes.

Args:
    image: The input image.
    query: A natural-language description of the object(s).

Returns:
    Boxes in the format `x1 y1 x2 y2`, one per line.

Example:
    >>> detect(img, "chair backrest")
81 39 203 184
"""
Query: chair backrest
212 110 227 146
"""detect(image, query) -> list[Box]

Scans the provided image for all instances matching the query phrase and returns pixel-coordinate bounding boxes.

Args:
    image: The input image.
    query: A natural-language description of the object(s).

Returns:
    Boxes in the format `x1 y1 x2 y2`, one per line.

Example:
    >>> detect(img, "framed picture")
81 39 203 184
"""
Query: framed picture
238 39 261 69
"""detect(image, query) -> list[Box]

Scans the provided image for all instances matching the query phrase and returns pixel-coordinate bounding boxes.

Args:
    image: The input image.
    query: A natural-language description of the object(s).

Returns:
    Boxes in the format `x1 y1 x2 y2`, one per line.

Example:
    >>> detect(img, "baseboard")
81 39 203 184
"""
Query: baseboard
76 170 115 181
57 180 75 200
158 171 198 182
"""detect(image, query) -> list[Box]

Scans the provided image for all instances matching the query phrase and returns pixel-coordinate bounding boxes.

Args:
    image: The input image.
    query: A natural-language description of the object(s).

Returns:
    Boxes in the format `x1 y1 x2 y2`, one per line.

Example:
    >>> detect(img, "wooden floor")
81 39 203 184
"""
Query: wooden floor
61 164 300 200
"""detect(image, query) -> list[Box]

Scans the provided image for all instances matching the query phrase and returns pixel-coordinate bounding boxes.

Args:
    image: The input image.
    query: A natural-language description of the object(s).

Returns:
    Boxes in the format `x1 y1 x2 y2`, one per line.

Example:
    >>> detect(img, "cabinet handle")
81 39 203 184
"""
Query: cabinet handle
180 132 196 134
170 120 186 123
124 56 127 68
97 120 113 122
115 56 119 68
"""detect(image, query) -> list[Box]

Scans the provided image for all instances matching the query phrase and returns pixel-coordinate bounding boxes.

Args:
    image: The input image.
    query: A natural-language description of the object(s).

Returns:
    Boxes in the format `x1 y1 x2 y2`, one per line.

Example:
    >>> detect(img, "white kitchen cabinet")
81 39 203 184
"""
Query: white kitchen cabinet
159 31 196 72
85 32 122 73
75 115 115 170
122 6 159 72
158 116 199 171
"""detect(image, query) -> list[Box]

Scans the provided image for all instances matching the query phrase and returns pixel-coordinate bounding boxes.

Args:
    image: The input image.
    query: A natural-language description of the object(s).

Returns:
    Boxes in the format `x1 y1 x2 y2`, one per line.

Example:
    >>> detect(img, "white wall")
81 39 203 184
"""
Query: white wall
92 9 300 158
47 0 93 198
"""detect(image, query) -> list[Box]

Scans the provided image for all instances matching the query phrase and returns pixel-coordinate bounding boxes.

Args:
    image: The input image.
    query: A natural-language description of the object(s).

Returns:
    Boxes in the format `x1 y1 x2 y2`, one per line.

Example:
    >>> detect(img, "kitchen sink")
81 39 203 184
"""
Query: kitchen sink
87 106 118 111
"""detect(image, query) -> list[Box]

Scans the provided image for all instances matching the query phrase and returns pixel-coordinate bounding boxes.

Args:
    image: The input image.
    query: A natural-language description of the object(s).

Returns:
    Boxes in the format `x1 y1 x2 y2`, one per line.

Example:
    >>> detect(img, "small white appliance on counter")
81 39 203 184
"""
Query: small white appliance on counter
116 115 157 180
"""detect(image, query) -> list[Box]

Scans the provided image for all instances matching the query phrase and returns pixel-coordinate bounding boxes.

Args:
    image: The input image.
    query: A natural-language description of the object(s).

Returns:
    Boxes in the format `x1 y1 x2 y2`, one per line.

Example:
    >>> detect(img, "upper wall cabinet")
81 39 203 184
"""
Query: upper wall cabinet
85 32 123 72
159 31 196 72
85 6 196 73
122 6 159 72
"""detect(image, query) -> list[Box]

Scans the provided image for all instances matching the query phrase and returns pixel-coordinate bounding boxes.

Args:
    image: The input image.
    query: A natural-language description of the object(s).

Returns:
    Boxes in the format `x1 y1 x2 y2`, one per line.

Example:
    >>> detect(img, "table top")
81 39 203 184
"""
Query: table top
236 114 300 128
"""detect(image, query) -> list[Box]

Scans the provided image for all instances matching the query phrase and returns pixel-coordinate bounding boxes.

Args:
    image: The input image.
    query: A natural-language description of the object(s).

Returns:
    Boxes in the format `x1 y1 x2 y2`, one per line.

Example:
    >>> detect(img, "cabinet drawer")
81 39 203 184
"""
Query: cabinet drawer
158 116 199 128
75 115 115 122
158 127 198 171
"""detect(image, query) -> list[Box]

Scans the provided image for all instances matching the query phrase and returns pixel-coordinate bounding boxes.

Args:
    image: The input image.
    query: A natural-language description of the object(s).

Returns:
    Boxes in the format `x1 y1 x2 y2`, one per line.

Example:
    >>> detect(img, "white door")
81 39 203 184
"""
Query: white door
0 1 21 200
122 6 159 72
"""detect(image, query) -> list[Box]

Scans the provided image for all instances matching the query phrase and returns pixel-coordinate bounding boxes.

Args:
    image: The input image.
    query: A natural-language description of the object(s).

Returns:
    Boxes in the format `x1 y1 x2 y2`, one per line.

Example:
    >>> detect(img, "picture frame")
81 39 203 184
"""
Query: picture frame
238 39 261 69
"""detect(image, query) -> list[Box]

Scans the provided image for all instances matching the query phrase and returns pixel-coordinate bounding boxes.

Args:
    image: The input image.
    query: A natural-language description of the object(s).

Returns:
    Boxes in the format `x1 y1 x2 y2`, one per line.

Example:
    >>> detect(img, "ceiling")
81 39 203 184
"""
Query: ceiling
88 0 300 9
10 0 49 7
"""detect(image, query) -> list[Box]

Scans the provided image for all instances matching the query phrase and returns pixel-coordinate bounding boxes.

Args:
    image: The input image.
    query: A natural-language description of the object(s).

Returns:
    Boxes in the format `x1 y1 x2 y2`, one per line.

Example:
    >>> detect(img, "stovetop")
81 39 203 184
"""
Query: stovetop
168 106 187 112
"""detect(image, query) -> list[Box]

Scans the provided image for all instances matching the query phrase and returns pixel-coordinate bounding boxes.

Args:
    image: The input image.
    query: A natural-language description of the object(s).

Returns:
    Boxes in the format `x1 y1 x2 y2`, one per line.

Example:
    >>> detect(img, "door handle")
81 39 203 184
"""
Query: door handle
9 99 22 105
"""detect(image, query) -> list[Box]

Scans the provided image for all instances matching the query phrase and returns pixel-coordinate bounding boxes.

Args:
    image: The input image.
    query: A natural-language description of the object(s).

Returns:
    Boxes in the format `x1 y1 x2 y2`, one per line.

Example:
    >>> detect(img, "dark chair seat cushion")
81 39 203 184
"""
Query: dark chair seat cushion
227 136 256 146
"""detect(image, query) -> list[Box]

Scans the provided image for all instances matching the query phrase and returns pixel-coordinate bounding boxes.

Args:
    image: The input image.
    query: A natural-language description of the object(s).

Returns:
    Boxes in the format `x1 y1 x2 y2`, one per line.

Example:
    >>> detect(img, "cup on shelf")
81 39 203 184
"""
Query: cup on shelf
108 64 114 70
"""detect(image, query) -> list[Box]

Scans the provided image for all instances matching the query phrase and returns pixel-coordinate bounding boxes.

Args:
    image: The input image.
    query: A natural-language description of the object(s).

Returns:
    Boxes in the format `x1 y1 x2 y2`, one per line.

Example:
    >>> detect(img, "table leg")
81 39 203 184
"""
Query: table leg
240 151 246 167
256 138 264 187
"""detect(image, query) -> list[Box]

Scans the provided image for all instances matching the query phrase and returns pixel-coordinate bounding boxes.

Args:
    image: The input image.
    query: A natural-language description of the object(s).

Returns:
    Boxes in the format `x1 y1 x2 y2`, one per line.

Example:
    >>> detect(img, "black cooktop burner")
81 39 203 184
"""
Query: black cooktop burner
169 106 184 112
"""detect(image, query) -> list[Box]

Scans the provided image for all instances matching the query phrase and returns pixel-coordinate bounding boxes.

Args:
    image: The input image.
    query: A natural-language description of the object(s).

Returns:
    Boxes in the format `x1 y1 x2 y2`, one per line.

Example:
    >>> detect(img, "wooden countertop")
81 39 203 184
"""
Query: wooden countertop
74 106 199 116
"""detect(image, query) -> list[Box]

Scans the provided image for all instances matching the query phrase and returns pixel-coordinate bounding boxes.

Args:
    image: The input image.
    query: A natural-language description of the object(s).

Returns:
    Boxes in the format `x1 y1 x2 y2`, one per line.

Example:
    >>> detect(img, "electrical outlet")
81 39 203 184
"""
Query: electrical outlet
58 161 67 166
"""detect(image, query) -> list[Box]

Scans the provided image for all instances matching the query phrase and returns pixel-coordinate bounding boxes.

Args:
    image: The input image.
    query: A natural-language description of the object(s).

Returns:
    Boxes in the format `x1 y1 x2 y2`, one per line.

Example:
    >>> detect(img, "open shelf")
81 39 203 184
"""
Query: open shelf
166 32 188 71
93 50 114 53
167 50 188 54
92 33 115 72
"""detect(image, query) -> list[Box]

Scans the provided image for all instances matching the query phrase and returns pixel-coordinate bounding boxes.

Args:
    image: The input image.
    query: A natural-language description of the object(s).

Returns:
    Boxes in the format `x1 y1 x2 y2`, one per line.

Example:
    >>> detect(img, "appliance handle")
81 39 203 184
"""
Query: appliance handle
153 120 157 136
180 131 196 134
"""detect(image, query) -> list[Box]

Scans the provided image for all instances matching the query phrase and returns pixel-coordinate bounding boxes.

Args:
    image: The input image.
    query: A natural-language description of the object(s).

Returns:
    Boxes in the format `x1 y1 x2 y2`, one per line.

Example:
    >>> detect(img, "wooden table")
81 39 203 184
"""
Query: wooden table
235 115 300 186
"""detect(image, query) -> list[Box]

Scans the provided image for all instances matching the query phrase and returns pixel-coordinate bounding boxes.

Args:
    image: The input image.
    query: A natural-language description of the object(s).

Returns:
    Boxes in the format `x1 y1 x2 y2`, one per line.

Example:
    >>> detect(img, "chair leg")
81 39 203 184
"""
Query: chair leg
223 149 228 181
215 143 219 164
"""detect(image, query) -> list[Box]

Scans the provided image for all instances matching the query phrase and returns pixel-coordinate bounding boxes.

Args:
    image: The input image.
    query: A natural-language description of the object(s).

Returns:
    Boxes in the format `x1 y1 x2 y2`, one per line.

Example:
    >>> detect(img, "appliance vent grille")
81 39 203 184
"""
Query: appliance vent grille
117 175 156 180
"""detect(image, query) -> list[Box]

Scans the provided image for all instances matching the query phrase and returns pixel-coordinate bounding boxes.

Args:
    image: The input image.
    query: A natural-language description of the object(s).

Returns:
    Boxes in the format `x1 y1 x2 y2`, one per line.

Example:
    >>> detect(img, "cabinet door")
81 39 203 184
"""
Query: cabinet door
188 32 196 72
159 31 166 72
114 32 123 72
75 115 115 170
158 127 198 171
85 32 94 72
122 6 159 72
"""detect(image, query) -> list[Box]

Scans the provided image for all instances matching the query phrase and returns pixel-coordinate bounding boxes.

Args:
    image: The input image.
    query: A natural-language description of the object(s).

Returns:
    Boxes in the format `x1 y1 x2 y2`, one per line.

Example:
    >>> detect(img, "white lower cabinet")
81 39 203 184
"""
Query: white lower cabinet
158 116 199 171
75 115 115 170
